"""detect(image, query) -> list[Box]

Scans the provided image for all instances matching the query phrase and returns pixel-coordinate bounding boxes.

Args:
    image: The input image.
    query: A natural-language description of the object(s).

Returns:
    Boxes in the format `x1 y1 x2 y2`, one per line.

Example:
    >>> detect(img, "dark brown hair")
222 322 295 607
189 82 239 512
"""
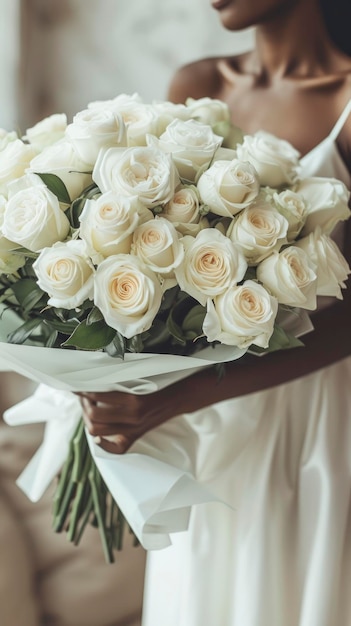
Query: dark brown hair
320 0 351 57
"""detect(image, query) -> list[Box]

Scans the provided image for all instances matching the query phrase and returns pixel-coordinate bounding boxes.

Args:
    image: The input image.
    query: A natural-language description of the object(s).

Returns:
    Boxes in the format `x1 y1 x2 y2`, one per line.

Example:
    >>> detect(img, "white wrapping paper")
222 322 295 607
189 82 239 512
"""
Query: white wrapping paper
0 303 312 549
0 340 246 549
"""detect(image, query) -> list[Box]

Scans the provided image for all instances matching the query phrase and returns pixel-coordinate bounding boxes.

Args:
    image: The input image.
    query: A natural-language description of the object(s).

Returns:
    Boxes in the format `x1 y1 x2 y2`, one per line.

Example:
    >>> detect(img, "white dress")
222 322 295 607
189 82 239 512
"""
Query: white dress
141 101 351 626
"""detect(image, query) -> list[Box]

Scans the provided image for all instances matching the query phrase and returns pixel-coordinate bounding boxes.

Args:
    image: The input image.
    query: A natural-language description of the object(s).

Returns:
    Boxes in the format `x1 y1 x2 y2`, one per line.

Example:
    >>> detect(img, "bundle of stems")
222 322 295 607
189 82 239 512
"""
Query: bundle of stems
52 419 139 563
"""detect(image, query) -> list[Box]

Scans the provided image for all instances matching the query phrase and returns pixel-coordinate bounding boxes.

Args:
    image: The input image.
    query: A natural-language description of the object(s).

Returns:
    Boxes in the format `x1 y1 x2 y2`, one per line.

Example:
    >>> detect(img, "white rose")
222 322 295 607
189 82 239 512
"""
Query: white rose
160 185 208 235
79 191 152 262
89 96 159 147
23 114 67 151
256 246 317 309
0 139 37 197
203 280 278 349
174 228 247 306
295 177 351 236
115 102 161 146
88 93 143 111
132 216 184 276
93 146 179 209
65 108 127 166
227 200 288 265
33 240 94 309
151 101 191 135
154 118 223 182
0 235 26 274
94 254 163 338
2 184 70 252
185 97 231 126
0 194 7 224
197 158 260 217
0 129 18 152
270 188 308 241
28 139 92 201
236 131 300 187
295 228 350 299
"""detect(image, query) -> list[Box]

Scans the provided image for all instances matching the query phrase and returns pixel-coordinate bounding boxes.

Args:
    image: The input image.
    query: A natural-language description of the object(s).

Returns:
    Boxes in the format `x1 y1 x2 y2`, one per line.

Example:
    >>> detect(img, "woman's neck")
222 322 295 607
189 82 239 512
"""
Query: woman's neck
249 2 336 82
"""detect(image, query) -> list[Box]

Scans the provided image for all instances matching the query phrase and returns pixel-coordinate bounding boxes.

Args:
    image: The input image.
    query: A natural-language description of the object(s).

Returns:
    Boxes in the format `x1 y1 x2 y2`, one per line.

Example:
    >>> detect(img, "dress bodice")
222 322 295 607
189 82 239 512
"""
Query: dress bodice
299 98 351 187
299 99 351 308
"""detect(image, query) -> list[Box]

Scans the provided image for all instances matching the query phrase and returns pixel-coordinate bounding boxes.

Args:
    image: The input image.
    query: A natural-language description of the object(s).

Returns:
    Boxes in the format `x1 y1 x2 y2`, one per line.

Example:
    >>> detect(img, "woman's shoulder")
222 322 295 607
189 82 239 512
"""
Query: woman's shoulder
167 55 245 104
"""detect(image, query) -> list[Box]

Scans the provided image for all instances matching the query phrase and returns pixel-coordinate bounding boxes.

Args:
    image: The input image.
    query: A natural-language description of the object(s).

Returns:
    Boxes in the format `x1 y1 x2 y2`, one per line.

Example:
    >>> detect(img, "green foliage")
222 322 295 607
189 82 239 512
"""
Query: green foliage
68 183 100 228
11 278 46 312
62 319 117 350
36 173 71 204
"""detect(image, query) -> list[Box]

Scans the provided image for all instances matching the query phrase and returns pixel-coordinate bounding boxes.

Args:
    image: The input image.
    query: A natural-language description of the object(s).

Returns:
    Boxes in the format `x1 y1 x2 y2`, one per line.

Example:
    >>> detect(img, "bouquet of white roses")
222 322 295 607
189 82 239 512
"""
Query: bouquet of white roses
0 93 350 561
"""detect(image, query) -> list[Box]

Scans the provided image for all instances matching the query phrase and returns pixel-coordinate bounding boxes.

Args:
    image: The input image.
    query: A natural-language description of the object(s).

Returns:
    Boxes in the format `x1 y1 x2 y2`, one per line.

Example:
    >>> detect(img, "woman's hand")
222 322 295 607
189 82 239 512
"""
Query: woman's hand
78 288 351 456
78 388 180 454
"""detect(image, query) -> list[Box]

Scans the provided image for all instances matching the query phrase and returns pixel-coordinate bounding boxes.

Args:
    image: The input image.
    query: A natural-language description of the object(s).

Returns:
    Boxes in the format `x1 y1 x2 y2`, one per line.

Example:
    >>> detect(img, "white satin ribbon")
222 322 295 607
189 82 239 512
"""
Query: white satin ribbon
3 383 220 550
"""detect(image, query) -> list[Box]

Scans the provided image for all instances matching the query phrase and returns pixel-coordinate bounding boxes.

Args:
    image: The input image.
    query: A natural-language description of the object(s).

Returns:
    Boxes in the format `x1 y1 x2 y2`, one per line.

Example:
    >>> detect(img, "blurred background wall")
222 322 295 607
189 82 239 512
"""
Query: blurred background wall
0 2 254 625
1 0 254 130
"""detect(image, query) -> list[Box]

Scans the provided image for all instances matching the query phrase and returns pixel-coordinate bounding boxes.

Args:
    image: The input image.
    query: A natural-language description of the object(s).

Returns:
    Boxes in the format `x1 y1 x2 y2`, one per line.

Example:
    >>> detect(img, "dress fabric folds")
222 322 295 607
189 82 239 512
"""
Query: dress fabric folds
141 100 351 626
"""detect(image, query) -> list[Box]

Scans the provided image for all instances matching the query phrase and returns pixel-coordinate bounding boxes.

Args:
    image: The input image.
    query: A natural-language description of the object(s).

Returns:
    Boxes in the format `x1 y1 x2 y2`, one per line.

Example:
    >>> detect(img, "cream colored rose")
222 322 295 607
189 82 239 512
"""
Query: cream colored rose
0 139 37 197
161 185 208 235
174 228 247 306
2 184 70 252
198 158 260 218
270 188 308 241
33 240 94 309
203 280 278 349
65 108 127 166
93 146 179 209
28 139 92 201
94 254 163 338
236 131 300 187
0 235 26 274
295 229 350 299
185 97 231 126
131 216 184 276
256 246 317 309
294 177 351 236
154 118 223 182
79 191 152 263
24 114 67 151
227 200 288 265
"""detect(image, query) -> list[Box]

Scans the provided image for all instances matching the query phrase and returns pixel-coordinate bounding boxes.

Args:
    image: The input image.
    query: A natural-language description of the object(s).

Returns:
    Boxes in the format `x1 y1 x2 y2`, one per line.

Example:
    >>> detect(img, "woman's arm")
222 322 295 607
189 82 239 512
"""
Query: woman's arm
80 274 351 454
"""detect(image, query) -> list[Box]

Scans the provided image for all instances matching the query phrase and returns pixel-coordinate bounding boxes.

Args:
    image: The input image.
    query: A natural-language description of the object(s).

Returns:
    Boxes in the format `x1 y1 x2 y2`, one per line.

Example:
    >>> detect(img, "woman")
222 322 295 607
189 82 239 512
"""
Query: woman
81 1 351 625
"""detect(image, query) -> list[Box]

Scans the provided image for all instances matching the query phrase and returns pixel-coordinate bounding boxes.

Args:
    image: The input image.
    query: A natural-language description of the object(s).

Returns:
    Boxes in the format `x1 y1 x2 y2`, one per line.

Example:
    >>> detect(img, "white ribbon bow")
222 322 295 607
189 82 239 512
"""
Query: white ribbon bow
4 383 219 550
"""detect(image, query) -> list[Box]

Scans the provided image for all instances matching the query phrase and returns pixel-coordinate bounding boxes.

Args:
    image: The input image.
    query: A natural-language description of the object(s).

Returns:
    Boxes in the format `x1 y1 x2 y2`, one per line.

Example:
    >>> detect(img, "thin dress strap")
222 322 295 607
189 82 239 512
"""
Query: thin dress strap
329 98 351 141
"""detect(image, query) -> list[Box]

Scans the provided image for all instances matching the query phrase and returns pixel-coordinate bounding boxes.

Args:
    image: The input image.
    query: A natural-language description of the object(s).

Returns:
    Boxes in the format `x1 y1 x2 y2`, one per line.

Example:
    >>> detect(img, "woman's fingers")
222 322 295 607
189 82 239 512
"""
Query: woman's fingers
93 434 132 455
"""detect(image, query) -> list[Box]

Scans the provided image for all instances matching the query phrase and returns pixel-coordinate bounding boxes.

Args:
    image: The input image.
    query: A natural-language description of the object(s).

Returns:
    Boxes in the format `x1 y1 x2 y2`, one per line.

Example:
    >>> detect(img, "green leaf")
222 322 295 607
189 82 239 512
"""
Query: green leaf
62 319 116 350
142 319 171 351
67 184 100 228
36 173 71 204
166 311 186 346
104 332 126 358
7 317 43 344
127 334 144 353
182 304 206 340
87 306 104 325
10 278 46 313
43 318 80 336
250 325 304 355
268 325 304 352
159 285 180 313
45 329 59 348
